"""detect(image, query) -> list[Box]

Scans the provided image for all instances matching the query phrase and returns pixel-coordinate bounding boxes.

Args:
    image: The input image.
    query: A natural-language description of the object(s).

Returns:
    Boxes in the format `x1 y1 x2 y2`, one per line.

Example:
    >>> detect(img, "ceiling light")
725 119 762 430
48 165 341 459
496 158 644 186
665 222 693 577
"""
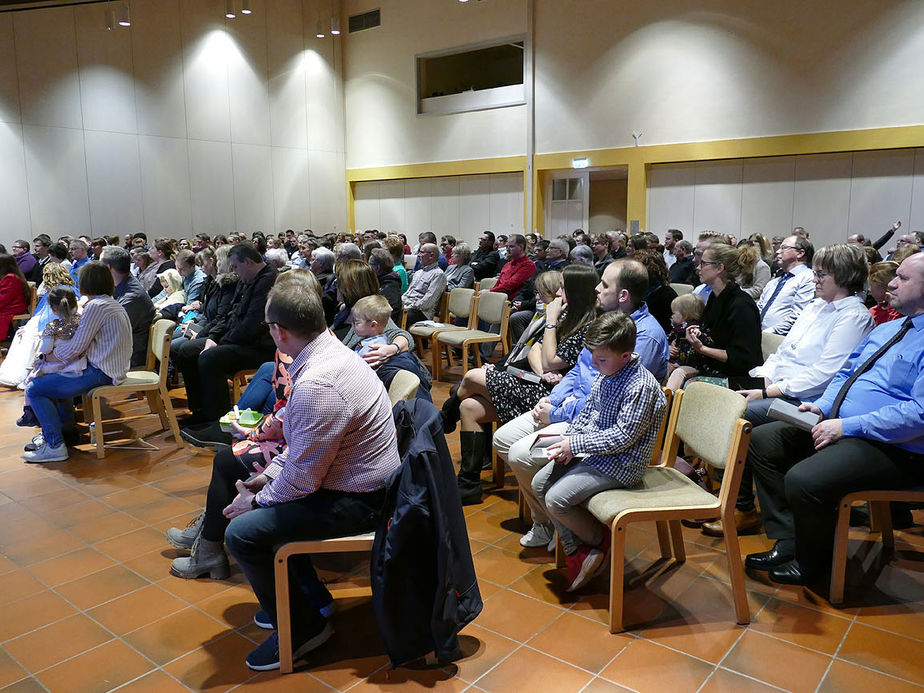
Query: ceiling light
225 0 235 19
316 18 325 38
241 0 252 14
117 1 130 27
330 16 340 35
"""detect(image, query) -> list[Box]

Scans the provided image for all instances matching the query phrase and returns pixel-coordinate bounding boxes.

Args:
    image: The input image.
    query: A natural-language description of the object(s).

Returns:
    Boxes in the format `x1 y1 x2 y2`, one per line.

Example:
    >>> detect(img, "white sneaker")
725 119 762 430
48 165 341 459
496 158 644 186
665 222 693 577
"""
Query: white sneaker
520 522 554 548
22 442 69 463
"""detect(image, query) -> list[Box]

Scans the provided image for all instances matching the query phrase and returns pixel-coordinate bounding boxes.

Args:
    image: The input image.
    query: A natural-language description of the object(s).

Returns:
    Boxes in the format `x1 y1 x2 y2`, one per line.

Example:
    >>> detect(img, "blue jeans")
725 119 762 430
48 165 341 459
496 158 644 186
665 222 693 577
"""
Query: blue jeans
25 365 112 447
236 360 275 415
225 488 384 644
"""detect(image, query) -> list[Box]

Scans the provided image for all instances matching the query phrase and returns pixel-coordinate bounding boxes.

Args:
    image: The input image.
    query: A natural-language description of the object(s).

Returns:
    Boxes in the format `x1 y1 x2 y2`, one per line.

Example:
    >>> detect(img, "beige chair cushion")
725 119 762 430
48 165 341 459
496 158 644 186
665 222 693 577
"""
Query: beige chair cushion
586 467 718 525
409 323 466 338
438 329 498 346
121 371 160 387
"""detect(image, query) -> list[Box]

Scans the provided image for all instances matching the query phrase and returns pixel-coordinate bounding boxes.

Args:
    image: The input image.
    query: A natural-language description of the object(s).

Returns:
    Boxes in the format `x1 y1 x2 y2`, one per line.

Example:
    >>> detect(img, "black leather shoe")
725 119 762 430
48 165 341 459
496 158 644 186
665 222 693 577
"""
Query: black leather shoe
745 540 795 571
180 422 231 450
768 559 806 585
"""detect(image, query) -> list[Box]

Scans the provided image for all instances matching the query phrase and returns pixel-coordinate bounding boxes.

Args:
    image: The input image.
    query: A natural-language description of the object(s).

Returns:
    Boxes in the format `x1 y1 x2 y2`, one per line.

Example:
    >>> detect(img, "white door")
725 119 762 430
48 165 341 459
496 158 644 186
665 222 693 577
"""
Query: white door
546 170 589 238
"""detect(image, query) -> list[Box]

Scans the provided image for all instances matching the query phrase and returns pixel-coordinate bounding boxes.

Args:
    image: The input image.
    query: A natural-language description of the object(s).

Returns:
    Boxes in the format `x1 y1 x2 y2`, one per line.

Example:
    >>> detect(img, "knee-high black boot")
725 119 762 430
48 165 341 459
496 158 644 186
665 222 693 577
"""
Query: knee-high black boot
458 431 485 505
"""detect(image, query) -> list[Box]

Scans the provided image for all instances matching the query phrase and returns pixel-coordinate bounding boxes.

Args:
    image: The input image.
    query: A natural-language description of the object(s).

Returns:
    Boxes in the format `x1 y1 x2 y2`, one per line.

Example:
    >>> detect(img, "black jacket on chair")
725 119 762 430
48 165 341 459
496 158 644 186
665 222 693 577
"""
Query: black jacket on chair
370 399 482 668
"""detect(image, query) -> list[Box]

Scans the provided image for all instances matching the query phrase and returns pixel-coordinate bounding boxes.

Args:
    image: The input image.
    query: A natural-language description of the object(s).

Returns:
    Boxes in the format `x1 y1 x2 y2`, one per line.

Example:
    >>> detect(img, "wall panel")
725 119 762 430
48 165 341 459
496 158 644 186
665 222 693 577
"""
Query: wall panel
649 150 924 250
354 173 523 246
85 130 144 237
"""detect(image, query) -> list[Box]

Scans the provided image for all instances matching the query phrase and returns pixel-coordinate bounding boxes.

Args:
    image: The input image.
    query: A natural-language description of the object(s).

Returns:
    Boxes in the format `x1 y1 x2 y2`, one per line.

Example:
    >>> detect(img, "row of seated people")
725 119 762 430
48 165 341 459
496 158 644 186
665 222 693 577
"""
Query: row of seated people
438 230 923 594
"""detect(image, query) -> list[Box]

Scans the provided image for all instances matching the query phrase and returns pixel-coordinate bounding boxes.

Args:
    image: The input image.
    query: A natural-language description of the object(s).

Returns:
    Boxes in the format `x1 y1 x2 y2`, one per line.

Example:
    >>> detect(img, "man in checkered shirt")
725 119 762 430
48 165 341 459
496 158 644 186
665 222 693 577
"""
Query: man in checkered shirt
533 311 667 593
222 274 401 671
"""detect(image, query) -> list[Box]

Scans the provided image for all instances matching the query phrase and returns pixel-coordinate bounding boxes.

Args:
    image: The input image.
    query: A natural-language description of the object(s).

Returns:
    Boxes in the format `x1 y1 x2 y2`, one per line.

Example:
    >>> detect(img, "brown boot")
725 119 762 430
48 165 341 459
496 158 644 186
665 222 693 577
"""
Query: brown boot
701 508 762 537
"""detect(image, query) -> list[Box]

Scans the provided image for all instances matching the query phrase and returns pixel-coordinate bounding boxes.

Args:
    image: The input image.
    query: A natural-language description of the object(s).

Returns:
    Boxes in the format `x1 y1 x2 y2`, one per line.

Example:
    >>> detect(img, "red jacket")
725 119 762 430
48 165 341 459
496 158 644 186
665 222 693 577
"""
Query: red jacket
490 255 536 299
0 273 29 341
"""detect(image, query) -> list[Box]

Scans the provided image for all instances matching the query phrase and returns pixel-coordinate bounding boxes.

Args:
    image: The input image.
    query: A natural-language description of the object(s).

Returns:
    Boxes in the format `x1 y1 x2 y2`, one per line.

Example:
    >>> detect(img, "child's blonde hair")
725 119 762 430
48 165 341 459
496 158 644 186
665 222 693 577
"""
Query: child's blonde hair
352 294 391 325
671 293 706 323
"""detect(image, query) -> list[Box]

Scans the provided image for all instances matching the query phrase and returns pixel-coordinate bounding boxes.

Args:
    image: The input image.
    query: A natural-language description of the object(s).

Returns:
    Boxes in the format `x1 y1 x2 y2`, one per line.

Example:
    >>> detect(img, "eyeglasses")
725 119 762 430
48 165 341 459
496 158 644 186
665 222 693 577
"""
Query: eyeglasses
812 270 830 279
262 320 287 330
779 244 799 251
699 260 720 267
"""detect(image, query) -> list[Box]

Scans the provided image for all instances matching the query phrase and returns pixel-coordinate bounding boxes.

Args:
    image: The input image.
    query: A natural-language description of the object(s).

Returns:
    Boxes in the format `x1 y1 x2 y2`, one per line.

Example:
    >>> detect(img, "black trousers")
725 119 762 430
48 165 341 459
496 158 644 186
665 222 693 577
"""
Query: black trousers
748 421 924 578
172 338 274 420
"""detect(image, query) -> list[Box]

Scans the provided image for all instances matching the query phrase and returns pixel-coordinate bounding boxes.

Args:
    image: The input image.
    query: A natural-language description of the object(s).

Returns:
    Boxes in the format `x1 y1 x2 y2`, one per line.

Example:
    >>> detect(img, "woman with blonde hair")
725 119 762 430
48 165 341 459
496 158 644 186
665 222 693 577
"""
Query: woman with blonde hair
736 240 771 299
0 263 76 388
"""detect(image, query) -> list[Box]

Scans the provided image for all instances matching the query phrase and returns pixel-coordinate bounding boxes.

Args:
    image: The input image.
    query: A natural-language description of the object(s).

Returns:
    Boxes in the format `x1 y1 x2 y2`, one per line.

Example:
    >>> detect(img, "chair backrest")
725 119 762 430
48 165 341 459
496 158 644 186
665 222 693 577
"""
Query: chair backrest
761 331 785 361
404 254 416 270
475 291 508 324
664 382 747 471
388 370 420 405
672 283 693 296
147 319 176 380
447 288 475 320
649 388 673 465
479 276 498 292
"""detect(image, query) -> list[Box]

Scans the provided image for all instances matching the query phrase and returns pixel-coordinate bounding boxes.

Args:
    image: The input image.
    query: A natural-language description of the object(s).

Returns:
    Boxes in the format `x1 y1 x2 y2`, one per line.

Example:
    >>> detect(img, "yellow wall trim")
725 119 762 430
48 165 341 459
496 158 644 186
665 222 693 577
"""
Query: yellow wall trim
346 155 527 182
533 124 924 171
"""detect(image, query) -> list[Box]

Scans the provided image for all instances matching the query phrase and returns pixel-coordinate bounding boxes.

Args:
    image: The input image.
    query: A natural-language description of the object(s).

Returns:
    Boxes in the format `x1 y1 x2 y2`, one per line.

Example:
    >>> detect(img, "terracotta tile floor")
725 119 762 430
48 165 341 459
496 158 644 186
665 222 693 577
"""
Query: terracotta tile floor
1 376 924 692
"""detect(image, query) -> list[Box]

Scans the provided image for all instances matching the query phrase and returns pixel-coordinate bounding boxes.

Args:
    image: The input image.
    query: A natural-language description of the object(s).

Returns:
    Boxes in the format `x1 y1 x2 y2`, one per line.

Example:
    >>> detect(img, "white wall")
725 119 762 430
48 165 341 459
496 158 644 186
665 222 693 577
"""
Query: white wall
0 0 346 250
353 173 524 246
535 0 924 154
647 149 924 250
343 0 527 169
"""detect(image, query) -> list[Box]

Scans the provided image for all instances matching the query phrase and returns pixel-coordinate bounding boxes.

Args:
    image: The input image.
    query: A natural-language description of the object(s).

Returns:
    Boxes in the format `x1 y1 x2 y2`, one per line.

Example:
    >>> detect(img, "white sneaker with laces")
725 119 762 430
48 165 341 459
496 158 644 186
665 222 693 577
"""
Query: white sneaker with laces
520 522 554 548
22 442 69 463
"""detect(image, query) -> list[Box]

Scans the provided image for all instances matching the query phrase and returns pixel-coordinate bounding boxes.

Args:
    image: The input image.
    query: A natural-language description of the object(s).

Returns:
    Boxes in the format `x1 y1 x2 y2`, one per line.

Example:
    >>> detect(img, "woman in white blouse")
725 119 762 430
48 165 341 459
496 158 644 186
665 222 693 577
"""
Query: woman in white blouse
739 243 875 417
22 262 133 464
701 244 874 537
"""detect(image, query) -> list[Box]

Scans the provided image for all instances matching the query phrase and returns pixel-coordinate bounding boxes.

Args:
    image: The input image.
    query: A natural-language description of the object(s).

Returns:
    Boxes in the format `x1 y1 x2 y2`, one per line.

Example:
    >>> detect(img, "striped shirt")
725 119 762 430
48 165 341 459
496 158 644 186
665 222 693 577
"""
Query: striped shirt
54 295 132 384
567 356 667 487
257 329 401 506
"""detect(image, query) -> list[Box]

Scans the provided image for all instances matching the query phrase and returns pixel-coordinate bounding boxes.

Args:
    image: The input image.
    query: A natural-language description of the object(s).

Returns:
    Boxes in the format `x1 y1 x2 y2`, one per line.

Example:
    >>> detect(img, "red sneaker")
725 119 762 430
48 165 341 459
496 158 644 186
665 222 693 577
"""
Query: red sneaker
564 544 592 588
567 533 611 593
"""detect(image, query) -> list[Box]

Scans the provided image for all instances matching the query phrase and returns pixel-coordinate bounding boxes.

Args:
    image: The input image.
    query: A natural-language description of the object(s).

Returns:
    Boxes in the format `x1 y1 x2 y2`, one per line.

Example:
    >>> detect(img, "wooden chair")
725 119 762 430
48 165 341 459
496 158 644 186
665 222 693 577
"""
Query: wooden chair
404 254 417 270
82 319 184 459
231 369 258 403
433 293 510 380
582 383 752 632
11 282 37 328
671 283 694 296
387 369 420 405
408 288 476 377
478 276 498 292
829 486 924 604
274 533 375 673
761 331 785 361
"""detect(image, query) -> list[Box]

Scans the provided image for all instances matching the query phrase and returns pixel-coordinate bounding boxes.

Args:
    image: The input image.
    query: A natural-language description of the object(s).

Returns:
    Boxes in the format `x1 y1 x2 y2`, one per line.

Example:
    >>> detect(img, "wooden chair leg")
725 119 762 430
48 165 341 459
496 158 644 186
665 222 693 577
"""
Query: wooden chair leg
432 341 443 381
829 499 854 604
555 536 565 569
145 390 169 430
721 519 750 625
873 501 895 549
517 489 531 524
472 342 482 368
656 521 672 559
609 523 627 633
274 552 294 673
91 394 105 460
491 421 503 488
669 520 686 562
160 385 184 446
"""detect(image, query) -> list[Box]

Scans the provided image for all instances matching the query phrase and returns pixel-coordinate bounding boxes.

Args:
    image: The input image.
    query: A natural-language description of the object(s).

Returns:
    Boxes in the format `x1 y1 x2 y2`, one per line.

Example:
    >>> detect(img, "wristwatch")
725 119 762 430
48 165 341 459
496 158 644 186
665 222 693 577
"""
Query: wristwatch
544 323 556 330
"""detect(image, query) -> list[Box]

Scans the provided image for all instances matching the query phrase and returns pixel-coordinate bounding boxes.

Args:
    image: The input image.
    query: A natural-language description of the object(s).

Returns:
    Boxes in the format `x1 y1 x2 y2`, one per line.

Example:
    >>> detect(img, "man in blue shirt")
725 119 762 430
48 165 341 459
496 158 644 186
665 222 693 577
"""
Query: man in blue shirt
68 239 90 285
745 252 924 589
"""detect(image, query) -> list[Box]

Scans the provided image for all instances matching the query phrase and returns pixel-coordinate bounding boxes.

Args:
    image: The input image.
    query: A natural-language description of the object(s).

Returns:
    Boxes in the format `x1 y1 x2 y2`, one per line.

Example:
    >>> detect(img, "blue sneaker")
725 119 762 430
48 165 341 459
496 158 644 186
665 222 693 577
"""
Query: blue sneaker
253 601 336 630
245 624 334 671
